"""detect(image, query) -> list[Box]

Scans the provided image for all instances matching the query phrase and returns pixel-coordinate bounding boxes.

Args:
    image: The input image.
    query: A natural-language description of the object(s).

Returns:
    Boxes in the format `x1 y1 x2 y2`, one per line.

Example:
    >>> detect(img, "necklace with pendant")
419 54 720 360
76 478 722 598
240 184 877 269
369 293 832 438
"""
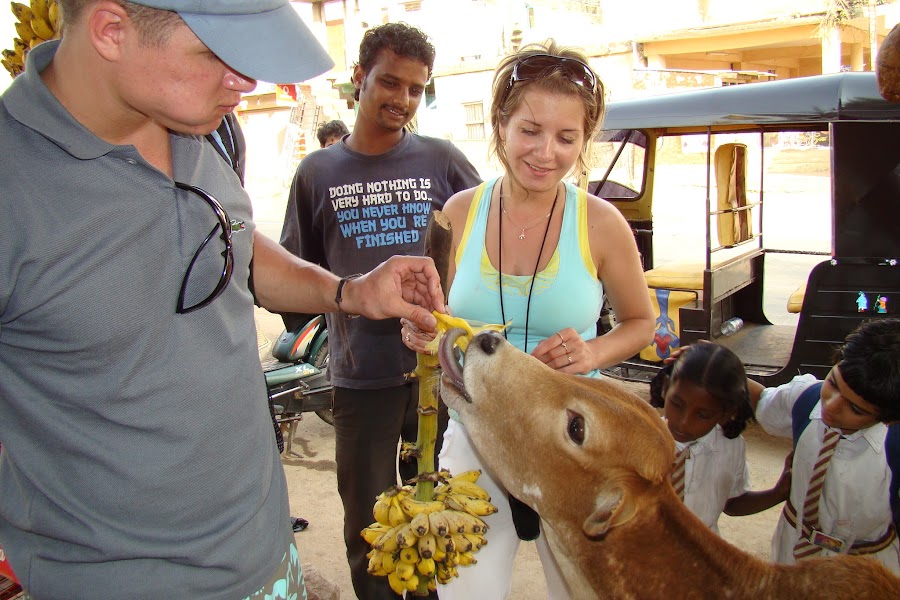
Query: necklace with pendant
498 183 560 353
500 200 553 240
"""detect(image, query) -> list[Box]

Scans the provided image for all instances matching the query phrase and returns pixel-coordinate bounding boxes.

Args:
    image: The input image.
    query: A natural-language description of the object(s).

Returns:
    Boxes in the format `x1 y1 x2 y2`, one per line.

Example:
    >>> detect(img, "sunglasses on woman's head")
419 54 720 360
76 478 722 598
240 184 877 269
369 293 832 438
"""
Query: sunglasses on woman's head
501 53 598 107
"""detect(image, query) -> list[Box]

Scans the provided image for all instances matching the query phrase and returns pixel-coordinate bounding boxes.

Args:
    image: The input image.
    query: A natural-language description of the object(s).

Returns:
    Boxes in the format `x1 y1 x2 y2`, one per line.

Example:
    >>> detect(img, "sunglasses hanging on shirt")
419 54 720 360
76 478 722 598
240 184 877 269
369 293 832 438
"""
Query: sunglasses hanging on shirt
174 182 235 314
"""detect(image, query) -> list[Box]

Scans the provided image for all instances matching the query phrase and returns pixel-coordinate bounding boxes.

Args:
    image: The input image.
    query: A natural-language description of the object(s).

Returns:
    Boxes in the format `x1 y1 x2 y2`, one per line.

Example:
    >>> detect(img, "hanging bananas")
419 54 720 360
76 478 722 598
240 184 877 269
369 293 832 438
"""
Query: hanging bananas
3 0 61 78
361 470 496 595
362 311 504 595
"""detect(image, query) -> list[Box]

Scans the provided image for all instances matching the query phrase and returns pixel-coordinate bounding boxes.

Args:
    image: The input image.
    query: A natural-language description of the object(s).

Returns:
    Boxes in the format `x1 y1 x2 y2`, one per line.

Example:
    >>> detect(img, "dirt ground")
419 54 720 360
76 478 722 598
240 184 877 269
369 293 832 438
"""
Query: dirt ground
255 308 794 600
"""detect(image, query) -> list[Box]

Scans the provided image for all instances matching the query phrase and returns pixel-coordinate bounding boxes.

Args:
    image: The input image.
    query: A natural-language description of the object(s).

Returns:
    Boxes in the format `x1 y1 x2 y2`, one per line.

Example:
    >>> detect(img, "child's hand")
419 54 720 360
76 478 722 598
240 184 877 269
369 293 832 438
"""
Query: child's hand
774 451 794 499
663 340 712 365
663 346 688 365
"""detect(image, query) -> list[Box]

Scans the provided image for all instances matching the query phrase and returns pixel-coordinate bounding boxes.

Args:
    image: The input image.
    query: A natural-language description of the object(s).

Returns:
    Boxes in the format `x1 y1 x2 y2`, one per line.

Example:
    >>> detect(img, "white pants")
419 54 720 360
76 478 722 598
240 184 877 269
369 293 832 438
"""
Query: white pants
436 419 572 600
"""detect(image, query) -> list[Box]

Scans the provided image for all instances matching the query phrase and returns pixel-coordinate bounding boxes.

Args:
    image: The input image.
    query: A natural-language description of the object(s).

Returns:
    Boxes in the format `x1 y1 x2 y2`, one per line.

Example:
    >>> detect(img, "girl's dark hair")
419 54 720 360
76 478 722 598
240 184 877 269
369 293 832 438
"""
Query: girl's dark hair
649 343 754 439
834 318 900 422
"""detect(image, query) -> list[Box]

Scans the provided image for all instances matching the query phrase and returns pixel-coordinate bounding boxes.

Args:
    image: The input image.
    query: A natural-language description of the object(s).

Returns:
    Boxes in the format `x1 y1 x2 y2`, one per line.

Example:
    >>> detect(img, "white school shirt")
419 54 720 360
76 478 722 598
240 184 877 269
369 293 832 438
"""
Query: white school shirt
672 423 752 534
756 374 900 574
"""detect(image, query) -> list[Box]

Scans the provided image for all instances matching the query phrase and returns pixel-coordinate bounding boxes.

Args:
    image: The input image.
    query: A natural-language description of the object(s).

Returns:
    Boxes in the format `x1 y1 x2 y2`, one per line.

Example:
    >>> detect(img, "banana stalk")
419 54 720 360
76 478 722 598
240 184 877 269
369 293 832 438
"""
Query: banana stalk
408 211 452 596
415 211 453 489
413 351 440 501
413 210 452 495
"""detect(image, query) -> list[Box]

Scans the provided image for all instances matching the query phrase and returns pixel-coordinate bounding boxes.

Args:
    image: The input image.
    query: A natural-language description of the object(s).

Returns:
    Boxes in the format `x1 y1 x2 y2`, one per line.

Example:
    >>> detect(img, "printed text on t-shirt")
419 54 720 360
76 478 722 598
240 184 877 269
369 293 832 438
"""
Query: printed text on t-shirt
329 178 434 249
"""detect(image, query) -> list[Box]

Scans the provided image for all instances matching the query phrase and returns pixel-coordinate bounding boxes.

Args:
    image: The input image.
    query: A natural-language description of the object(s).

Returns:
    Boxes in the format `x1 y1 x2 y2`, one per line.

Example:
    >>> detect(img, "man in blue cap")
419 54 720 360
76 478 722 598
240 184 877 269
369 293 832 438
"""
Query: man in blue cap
0 1 447 598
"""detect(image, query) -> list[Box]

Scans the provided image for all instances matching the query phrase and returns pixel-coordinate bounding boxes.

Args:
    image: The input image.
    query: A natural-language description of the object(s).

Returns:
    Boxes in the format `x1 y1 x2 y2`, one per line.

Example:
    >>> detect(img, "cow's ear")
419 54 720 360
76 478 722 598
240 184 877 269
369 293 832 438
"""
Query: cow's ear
582 485 635 539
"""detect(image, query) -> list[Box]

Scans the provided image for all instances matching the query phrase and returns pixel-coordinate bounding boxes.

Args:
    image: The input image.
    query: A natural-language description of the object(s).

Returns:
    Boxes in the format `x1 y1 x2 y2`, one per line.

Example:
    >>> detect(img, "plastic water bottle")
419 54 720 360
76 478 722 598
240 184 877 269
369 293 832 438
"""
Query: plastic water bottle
720 317 744 336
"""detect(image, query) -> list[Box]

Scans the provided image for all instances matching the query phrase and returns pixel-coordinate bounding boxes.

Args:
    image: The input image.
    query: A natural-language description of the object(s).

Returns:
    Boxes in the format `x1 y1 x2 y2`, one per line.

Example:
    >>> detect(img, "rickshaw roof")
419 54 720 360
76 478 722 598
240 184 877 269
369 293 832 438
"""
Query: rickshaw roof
601 72 900 133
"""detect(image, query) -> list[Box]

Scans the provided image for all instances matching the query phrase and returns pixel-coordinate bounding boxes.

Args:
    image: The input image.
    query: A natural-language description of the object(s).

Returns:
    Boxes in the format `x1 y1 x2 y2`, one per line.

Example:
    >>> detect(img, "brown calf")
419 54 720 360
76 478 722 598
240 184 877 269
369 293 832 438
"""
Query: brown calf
439 331 900 599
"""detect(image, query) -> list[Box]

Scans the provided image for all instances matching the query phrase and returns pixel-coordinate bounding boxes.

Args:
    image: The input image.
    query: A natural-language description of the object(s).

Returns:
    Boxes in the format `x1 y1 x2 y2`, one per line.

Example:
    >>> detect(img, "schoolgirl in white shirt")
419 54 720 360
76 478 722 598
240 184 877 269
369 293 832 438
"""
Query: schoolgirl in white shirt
650 343 792 532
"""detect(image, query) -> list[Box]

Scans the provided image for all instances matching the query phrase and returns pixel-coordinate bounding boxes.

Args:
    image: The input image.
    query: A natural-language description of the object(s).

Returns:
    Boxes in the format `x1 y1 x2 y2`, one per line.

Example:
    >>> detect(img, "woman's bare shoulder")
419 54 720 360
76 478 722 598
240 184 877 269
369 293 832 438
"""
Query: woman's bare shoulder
581 189 640 271
583 190 630 228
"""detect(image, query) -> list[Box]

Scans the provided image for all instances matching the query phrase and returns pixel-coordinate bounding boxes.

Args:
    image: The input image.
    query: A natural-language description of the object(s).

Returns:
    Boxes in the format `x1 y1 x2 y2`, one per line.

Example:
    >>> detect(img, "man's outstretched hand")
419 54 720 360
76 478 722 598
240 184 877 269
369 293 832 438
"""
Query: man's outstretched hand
340 256 446 331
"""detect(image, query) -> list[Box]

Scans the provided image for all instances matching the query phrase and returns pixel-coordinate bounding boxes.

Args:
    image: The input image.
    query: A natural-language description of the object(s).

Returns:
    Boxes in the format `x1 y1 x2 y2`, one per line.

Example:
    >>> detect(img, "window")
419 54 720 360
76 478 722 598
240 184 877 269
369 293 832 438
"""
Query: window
589 129 647 199
565 0 601 21
464 102 485 141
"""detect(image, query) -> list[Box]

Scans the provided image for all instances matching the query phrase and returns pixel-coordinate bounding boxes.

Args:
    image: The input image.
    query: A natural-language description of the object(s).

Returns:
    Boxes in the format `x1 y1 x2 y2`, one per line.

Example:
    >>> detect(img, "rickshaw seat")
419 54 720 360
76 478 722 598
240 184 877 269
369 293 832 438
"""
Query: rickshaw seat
643 263 705 292
641 143 749 295
787 283 806 314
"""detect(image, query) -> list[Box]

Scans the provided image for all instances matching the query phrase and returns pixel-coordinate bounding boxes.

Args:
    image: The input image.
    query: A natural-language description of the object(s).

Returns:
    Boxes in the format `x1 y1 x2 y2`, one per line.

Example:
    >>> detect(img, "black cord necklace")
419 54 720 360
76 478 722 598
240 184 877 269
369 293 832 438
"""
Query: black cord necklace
498 181 560 353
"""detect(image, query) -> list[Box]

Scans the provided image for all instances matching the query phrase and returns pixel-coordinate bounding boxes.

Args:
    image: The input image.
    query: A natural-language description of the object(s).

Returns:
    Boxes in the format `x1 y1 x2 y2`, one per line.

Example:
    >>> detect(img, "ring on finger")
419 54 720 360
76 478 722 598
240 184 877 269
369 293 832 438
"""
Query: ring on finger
561 342 569 352
567 355 573 364
405 333 411 343
557 332 565 343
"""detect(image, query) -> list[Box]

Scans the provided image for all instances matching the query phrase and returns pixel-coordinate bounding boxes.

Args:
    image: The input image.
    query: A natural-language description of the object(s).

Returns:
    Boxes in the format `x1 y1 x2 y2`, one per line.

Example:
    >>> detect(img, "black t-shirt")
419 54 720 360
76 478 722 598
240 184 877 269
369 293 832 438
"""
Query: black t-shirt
281 131 480 388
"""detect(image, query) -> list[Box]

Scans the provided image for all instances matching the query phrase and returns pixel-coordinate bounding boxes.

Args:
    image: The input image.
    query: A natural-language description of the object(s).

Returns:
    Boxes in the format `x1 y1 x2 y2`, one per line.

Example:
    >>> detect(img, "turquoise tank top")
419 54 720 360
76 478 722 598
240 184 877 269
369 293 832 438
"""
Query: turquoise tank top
448 177 603 358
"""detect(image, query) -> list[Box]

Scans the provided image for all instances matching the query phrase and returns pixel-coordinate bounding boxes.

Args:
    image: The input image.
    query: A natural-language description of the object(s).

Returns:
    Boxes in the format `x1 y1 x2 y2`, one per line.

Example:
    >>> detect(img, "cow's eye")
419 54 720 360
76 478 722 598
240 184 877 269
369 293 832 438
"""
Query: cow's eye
566 409 585 445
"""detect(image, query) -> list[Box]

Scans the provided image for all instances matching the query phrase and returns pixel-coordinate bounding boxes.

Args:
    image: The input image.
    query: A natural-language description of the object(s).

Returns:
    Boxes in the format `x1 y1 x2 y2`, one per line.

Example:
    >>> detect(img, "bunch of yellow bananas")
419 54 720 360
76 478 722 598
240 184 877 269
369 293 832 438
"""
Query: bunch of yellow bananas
362 312 503 595
3 0 60 78
361 470 497 595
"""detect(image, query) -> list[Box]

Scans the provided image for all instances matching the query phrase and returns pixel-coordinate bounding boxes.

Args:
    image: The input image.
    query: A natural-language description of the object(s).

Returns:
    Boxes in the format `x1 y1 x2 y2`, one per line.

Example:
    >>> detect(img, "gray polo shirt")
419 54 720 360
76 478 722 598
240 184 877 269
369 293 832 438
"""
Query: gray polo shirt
0 41 290 599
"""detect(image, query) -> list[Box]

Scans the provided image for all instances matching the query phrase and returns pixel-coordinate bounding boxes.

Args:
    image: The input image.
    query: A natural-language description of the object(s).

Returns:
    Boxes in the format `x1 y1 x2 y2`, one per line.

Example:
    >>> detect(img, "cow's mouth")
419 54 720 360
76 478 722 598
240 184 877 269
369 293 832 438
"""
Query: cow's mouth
438 328 471 403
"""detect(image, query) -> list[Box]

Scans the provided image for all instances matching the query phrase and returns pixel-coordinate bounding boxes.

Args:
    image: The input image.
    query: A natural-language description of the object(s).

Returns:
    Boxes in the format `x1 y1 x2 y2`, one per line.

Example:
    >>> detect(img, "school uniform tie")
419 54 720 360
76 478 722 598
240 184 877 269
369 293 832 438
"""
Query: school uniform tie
792 428 841 560
671 444 692 501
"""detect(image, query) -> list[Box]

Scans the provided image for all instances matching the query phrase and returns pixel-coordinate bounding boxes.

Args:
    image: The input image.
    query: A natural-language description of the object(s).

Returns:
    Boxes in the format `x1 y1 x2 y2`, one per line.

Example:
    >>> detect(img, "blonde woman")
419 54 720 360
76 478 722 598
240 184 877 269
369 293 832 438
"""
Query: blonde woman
402 41 654 598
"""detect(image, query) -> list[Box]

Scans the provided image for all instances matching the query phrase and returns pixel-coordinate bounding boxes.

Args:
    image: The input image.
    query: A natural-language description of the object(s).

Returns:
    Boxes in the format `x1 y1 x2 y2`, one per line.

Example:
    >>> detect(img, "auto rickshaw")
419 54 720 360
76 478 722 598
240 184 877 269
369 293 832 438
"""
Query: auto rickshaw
592 72 900 385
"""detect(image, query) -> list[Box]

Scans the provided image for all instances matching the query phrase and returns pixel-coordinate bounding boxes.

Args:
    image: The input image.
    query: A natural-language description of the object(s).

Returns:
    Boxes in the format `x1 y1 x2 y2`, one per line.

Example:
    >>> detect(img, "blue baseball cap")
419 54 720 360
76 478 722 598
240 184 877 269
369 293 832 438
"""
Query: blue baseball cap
132 0 334 84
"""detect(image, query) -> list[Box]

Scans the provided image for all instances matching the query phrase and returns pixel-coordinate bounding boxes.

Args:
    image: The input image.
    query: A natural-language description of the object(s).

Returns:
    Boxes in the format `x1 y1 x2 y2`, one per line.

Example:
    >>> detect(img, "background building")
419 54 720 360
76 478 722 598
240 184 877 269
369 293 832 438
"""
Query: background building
233 0 900 191
3 1 897 200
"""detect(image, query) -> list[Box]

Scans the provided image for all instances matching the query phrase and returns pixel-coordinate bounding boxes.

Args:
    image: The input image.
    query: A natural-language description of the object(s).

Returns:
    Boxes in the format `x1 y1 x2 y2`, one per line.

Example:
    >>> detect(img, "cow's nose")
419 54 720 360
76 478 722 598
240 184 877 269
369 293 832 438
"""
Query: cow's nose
476 331 502 355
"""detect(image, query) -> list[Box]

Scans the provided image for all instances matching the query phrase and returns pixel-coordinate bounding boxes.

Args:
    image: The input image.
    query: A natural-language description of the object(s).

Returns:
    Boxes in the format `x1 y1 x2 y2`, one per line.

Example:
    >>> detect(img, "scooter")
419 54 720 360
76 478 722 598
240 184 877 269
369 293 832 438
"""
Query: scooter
262 315 333 457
